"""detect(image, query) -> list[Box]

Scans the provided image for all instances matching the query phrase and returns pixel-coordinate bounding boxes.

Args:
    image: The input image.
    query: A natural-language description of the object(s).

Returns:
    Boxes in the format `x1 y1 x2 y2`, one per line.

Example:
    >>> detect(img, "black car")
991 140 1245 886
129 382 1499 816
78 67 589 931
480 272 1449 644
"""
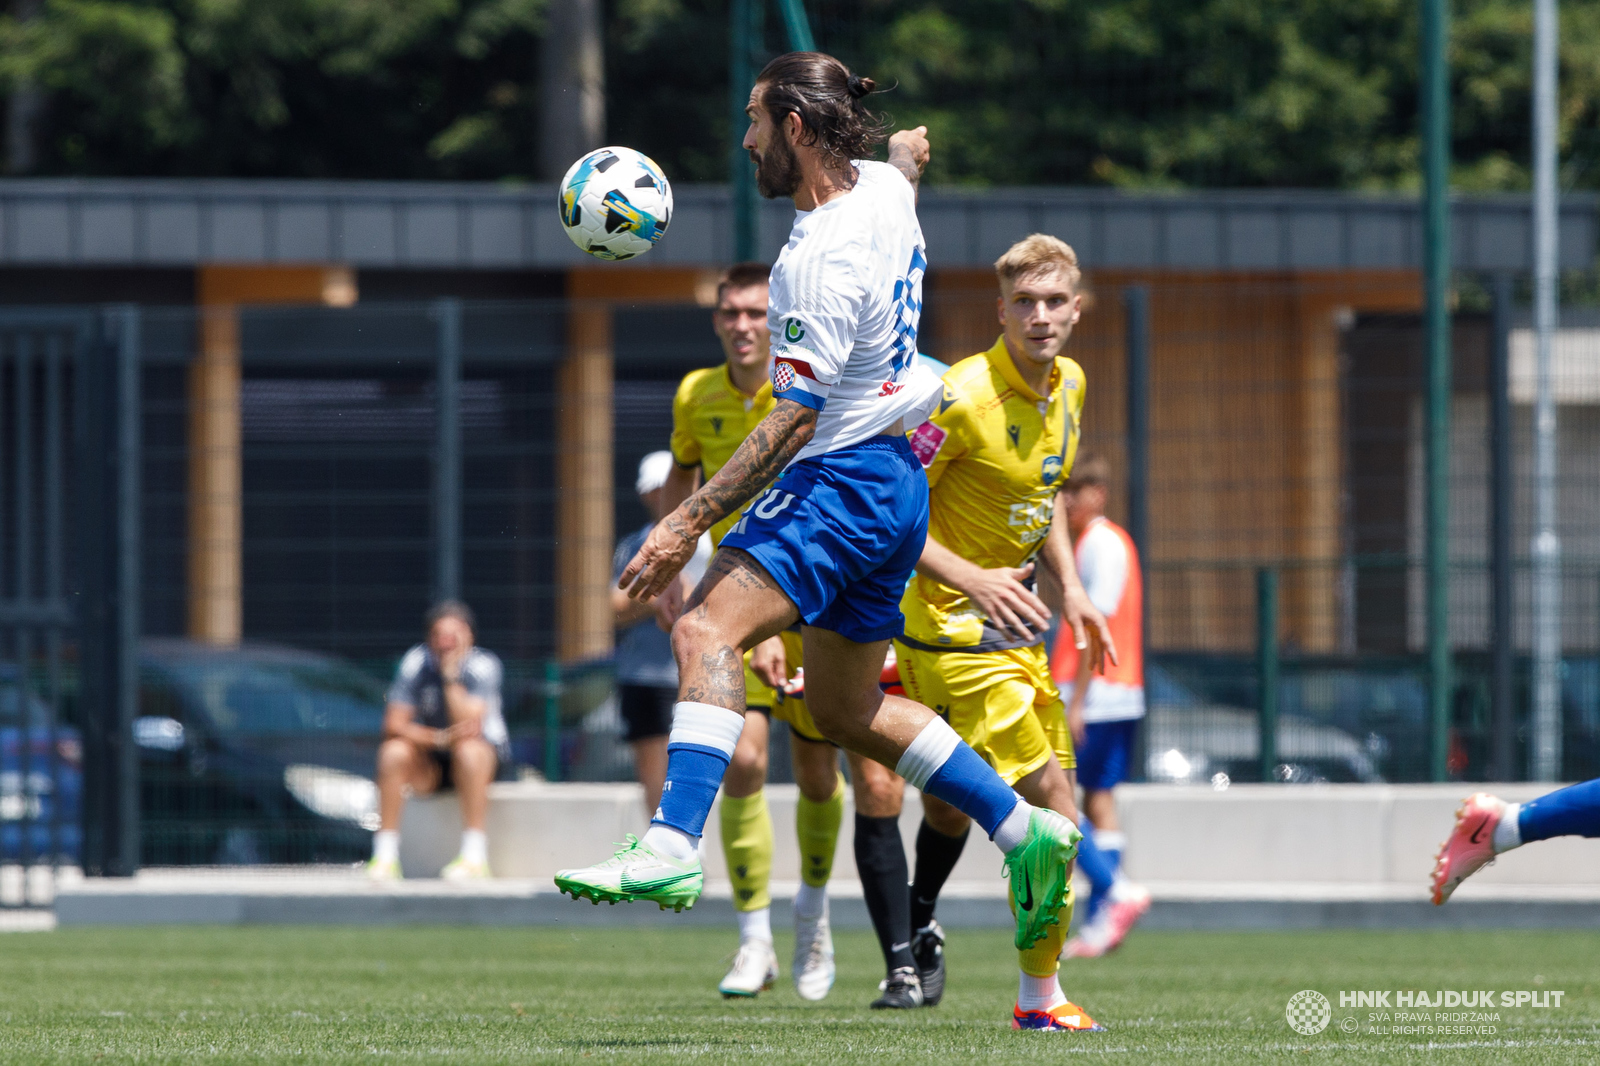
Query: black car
138 640 387 865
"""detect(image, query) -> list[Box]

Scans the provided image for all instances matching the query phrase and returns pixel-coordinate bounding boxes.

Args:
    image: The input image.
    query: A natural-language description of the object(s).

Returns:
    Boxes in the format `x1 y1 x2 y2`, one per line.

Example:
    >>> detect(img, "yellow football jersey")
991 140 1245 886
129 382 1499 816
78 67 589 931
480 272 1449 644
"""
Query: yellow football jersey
899 336 1084 651
669 365 776 546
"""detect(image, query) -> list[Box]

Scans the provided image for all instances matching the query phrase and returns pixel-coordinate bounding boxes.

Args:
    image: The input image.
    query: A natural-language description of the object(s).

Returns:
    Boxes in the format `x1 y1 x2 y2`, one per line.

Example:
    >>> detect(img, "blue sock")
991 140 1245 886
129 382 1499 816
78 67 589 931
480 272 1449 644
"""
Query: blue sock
1074 824 1117 920
896 718 1021 838
1519 777 1600 844
652 702 745 839
653 747 728 837
1097 830 1126 878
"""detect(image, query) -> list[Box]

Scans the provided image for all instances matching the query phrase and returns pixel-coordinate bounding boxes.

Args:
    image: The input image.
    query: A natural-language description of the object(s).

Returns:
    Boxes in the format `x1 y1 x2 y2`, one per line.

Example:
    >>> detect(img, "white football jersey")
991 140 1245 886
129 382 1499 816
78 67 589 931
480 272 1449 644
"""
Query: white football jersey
766 160 943 463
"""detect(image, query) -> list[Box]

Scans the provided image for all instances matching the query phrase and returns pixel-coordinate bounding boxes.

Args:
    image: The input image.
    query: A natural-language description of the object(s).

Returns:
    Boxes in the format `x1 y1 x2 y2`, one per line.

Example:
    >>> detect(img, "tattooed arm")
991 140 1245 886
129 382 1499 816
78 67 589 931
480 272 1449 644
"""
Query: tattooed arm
619 399 818 600
887 126 930 202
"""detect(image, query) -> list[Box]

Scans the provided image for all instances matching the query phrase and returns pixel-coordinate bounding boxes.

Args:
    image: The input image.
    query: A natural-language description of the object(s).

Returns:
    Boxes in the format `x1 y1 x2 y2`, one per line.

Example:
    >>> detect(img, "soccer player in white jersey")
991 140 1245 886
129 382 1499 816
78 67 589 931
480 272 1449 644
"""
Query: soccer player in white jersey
555 52 1111 1006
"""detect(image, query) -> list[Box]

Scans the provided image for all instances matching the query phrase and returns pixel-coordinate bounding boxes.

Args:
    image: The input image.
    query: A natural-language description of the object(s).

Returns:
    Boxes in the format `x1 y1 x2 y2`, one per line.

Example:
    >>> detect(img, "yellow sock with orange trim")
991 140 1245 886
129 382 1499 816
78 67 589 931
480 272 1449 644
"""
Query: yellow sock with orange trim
721 789 773 916
795 773 845 890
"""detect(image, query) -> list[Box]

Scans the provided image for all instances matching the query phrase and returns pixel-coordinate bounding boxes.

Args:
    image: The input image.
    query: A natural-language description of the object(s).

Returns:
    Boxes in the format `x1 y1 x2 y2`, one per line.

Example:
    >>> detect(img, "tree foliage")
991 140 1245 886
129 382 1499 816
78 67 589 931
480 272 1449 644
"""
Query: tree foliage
0 0 544 177
2 0 1598 189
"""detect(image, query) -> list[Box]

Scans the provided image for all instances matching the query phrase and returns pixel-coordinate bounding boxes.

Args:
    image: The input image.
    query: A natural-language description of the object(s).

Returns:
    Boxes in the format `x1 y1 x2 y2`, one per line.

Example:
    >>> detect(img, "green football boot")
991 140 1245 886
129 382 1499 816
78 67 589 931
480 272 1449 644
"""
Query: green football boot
553 835 704 912
1003 807 1082 950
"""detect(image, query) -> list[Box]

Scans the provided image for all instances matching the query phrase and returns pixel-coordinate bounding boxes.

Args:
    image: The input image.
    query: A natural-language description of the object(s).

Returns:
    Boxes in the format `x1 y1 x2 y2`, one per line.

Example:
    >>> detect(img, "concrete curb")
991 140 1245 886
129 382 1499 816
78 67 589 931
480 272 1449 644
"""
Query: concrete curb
54 884 1600 930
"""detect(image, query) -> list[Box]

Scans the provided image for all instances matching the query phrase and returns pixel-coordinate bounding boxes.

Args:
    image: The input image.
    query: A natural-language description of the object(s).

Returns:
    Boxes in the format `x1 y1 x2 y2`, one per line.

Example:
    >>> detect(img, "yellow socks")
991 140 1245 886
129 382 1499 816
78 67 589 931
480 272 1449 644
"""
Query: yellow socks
721 789 774 912
795 774 845 888
1018 883 1073 978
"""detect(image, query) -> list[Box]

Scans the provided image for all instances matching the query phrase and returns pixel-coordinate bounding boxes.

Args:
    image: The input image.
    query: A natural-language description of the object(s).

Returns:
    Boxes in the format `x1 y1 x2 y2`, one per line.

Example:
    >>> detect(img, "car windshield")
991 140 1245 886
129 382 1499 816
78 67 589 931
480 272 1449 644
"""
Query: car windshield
156 656 386 737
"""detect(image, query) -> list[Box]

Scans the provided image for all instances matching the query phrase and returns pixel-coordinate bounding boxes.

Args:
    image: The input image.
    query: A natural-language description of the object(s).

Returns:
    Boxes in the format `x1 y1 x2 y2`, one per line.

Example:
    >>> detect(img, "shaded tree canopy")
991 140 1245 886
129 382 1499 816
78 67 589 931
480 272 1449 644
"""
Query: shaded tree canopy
2 0 1597 189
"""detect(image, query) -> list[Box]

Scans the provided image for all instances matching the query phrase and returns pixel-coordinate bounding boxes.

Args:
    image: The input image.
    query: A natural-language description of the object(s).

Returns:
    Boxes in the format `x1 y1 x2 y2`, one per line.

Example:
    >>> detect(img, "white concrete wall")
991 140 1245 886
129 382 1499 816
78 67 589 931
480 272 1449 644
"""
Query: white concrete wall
1119 783 1600 887
397 781 1600 888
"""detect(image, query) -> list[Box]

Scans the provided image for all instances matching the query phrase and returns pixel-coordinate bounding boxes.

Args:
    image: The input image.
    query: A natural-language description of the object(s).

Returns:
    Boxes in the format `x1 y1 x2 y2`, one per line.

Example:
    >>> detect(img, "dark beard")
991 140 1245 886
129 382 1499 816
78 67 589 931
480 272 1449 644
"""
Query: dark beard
753 136 801 199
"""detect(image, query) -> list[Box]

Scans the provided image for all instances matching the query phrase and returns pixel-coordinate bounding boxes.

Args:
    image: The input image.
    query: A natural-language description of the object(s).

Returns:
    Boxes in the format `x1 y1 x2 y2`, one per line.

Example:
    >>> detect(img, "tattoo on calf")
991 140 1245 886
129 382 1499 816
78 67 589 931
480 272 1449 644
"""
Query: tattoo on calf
683 646 745 711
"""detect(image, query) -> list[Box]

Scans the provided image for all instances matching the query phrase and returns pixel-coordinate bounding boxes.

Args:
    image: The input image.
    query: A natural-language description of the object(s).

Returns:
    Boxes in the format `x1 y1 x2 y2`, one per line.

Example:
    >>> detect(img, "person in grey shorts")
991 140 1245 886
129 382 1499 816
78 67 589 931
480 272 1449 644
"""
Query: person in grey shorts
368 600 507 881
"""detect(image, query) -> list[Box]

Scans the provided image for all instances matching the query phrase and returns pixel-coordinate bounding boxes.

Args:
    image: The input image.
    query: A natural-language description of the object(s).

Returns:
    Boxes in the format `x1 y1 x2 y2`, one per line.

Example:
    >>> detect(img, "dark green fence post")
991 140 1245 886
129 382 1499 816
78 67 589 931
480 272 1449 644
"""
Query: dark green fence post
1257 568 1279 783
543 660 562 782
1489 273 1515 781
728 0 763 261
433 298 462 602
1124 285 1151 781
1421 0 1453 782
773 0 815 50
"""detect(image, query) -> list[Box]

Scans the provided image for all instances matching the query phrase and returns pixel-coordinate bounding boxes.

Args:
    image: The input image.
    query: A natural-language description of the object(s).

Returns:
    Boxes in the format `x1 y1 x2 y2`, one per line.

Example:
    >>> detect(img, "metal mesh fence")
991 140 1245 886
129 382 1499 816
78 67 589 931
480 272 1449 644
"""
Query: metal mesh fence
2 273 1597 871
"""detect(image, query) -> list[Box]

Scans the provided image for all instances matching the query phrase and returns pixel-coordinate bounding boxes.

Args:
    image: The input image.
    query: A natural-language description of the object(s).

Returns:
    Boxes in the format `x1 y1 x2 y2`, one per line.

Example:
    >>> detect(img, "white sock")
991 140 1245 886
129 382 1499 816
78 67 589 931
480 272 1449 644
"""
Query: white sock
459 828 488 865
736 906 773 944
1493 802 1523 853
794 882 827 921
894 716 963 789
1018 970 1067 1012
642 822 699 863
1095 829 1128 853
372 830 399 864
991 800 1034 854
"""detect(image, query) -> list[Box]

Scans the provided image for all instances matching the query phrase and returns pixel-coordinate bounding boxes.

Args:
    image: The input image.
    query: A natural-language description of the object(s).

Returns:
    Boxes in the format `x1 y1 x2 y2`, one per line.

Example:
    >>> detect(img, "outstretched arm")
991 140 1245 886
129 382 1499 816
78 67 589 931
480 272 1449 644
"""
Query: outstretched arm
619 399 818 599
915 534 1052 642
887 126 930 202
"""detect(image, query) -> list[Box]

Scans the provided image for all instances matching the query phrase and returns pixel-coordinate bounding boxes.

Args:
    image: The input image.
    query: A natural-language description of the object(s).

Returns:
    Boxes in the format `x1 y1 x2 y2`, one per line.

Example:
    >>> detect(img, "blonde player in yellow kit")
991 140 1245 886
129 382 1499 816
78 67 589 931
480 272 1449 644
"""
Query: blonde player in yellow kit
895 234 1114 1031
659 263 845 1001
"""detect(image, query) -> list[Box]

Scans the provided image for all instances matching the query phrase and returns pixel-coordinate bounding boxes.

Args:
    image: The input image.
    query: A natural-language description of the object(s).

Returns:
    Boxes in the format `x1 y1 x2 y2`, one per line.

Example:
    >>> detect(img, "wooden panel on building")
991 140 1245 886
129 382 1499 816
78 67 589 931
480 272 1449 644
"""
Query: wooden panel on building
923 266 1425 654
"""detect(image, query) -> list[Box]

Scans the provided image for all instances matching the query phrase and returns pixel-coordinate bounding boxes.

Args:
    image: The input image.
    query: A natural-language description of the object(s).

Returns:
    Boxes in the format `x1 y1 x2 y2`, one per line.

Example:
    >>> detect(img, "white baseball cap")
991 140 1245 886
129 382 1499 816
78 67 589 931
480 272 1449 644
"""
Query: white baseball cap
636 450 674 495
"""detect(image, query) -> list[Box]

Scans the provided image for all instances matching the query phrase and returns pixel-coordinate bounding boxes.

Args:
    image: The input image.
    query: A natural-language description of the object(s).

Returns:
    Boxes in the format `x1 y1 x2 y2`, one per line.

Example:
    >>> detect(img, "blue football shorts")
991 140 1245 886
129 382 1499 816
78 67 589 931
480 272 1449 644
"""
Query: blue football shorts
720 434 929 645
1075 718 1140 791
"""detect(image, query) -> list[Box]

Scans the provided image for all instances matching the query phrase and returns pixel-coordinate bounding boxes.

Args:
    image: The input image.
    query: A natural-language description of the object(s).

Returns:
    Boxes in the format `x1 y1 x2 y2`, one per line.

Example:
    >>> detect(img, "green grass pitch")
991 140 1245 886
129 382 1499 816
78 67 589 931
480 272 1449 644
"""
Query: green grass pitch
1 926 1597 1063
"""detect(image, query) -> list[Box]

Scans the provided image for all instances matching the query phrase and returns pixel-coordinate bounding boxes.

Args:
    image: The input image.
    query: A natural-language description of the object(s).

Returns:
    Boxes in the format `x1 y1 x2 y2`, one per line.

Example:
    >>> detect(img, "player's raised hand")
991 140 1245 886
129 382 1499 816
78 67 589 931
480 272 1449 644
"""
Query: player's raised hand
619 513 699 601
962 561 1052 643
887 126 930 195
888 126 930 172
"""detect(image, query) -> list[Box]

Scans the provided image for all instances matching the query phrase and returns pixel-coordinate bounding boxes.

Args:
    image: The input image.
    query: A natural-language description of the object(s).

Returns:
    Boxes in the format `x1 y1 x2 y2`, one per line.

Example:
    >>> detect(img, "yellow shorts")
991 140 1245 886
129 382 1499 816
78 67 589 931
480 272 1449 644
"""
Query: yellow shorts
894 641 1074 785
744 629 826 743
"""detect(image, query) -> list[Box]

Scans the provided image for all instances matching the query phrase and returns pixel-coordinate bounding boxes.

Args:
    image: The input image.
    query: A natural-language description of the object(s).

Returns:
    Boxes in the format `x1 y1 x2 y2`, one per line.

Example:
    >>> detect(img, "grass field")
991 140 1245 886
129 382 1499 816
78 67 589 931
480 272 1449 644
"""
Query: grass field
1 925 1598 1063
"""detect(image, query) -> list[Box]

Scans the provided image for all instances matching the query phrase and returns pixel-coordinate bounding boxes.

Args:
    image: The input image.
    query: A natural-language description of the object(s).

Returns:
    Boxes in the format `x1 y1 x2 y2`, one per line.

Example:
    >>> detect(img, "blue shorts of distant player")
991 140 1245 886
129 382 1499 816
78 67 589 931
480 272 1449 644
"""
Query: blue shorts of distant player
721 434 928 645
1075 718 1140 791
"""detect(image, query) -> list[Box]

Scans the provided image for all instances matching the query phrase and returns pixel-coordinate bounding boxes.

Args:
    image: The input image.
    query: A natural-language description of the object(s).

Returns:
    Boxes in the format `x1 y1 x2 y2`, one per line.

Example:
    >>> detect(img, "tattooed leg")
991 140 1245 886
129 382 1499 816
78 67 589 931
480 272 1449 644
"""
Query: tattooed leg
671 548 800 713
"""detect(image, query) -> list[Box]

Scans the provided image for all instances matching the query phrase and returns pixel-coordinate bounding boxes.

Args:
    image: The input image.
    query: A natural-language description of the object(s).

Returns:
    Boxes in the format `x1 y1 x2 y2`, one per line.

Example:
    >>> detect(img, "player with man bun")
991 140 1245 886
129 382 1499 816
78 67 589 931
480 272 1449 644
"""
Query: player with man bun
555 52 1097 1005
660 261 846 1001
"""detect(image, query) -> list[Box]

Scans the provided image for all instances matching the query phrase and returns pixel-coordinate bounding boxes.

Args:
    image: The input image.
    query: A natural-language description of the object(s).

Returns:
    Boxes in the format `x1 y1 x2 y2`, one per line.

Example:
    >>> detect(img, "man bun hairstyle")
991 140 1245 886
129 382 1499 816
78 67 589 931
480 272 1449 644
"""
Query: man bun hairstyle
995 233 1082 292
756 52 890 166
716 261 771 303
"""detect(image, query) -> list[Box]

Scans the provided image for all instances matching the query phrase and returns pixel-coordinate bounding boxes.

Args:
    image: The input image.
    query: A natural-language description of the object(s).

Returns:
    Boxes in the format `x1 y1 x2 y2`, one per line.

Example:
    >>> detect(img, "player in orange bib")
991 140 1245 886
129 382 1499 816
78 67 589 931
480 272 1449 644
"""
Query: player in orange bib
1052 453 1152 957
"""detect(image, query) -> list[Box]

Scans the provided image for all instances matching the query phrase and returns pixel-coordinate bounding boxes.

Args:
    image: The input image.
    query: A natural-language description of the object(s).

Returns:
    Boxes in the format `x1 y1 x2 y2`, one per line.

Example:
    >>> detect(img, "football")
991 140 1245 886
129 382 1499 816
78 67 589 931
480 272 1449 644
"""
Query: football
558 146 673 261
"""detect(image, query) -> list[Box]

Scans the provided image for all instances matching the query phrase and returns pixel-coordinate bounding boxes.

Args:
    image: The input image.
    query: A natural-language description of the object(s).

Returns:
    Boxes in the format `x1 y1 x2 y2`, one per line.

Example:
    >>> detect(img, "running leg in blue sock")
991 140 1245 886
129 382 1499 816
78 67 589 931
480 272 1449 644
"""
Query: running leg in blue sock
653 702 746 838
896 717 1018 837
1519 777 1600 845
1074 823 1117 920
